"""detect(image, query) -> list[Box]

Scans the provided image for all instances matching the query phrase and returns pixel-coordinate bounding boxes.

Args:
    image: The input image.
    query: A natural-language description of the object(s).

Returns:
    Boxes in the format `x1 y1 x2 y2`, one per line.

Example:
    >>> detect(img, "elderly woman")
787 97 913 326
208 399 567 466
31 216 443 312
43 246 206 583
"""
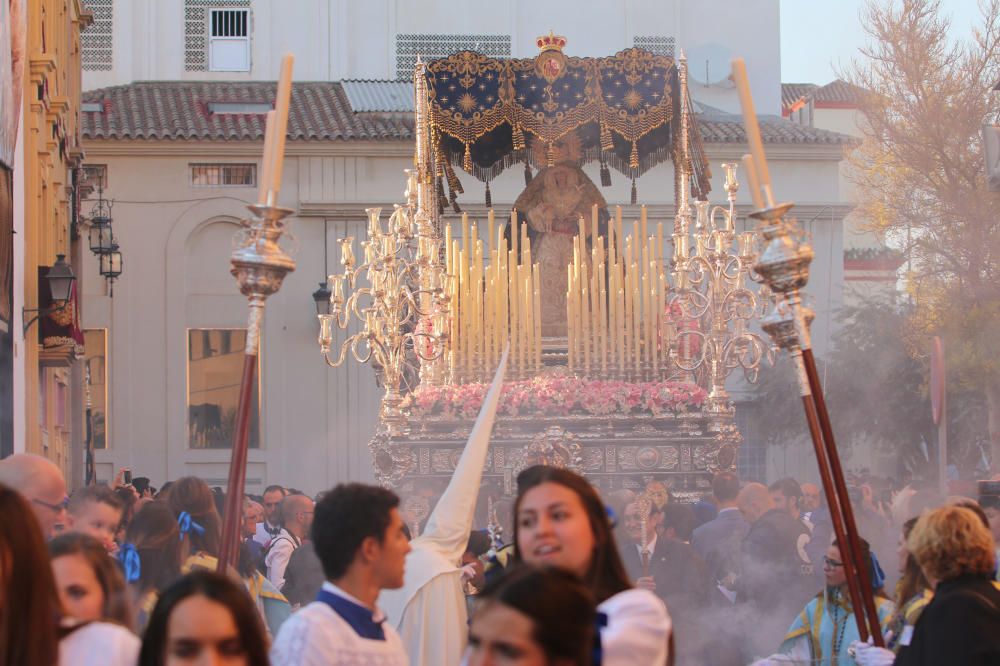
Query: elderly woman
857 505 1000 665
888 505 1000 665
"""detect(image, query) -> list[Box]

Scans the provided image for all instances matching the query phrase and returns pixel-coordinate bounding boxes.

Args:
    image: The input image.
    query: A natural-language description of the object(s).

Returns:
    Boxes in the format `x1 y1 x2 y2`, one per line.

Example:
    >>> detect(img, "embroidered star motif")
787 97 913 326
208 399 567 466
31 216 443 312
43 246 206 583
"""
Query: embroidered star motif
624 89 643 109
457 93 477 113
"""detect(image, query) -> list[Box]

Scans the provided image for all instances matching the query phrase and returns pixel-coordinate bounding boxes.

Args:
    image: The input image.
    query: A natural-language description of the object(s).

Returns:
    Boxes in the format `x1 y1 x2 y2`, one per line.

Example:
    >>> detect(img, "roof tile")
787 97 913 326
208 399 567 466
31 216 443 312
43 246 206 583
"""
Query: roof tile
81 81 852 145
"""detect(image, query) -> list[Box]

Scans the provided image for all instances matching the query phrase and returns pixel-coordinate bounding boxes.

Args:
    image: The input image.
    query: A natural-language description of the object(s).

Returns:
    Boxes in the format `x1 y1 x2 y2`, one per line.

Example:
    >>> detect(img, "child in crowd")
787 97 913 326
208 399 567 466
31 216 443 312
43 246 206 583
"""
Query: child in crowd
49 532 133 628
67 485 124 553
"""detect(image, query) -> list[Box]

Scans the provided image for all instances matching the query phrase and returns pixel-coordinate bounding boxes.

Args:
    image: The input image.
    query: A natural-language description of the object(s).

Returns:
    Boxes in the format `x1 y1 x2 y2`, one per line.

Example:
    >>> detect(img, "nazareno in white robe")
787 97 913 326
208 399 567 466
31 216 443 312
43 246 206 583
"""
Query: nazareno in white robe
379 351 509 666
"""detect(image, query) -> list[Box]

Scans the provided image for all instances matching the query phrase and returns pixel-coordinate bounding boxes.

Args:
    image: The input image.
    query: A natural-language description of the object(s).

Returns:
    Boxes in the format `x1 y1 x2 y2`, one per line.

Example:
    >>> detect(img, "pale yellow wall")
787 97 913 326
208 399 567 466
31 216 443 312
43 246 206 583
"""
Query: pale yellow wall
20 0 89 480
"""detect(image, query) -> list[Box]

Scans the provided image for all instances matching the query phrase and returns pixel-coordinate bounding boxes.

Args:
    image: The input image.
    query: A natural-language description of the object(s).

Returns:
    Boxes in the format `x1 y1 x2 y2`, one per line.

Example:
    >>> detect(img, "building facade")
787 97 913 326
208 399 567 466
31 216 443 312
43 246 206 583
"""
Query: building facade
79 78 851 493
74 0 859 492
10 0 91 483
80 0 783 115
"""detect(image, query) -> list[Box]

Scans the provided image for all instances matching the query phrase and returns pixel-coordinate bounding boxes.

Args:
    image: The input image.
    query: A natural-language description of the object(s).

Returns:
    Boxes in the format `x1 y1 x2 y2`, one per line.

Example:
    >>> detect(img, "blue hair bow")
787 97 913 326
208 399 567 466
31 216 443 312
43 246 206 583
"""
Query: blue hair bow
605 505 618 528
869 550 886 591
118 543 141 583
177 511 205 540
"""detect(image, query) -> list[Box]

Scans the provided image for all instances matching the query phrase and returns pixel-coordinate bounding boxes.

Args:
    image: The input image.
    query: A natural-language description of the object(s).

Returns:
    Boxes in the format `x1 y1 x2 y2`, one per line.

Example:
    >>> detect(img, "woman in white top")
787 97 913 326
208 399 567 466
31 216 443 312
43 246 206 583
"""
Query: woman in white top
0 483 139 666
513 466 673 665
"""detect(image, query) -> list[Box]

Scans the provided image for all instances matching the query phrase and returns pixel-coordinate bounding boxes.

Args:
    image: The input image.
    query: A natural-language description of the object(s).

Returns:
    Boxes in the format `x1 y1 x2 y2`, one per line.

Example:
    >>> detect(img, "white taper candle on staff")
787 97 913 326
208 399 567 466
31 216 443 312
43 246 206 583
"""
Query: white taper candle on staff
731 58 774 208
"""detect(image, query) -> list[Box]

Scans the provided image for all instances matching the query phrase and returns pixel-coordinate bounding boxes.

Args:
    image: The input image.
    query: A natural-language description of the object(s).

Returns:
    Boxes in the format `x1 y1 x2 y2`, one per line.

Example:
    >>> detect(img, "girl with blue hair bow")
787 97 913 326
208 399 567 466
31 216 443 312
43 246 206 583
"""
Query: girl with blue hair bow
753 537 895 666
167 476 291 637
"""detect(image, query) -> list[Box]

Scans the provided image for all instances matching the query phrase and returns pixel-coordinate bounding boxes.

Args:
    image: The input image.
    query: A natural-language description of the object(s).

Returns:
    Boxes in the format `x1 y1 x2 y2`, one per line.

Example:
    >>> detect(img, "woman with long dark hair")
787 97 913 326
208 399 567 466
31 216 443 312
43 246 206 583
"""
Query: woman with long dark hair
0 483 139 666
513 466 672 665
125 501 188 630
139 570 270 666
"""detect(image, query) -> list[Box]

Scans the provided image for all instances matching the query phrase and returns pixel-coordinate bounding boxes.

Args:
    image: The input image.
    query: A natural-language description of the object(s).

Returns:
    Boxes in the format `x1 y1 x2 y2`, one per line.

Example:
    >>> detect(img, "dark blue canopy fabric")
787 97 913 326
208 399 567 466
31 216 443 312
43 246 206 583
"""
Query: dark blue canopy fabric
424 47 710 205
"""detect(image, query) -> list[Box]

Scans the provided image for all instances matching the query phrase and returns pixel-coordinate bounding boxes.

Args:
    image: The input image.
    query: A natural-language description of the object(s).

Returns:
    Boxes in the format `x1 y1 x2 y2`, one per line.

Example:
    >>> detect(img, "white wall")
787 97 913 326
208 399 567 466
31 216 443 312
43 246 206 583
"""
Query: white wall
83 0 782 114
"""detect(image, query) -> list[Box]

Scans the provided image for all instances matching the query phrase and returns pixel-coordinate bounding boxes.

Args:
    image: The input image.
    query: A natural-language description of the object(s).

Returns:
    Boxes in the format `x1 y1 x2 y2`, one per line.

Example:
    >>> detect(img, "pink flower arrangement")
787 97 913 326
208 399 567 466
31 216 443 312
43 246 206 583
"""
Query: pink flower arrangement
403 376 707 419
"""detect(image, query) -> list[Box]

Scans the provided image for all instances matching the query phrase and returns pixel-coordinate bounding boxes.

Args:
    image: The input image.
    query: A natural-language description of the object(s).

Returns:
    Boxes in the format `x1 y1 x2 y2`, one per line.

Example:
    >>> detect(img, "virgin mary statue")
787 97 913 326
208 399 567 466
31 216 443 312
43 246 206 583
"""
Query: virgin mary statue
513 148 609 337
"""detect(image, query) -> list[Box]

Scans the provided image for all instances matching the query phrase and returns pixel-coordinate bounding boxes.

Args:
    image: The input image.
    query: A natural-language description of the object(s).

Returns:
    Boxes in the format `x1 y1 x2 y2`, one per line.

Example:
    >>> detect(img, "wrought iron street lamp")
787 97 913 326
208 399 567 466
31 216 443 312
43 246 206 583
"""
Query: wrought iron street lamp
87 187 114 255
312 281 332 316
23 254 76 333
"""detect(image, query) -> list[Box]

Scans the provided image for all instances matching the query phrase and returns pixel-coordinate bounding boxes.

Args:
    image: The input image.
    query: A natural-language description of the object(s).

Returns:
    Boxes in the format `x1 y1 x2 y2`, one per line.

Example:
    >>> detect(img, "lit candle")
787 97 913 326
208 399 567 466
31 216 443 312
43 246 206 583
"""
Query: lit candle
269 54 295 196
488 209 495 259
731 58 773 207
656 221 664 268
510 210 518 268
578 215 586 248
640 206 648 255
533 263 541 372
632 261 640 375
615 207 623 263
591 204 599 247
462 213 470 266
444 225 452 273
624 239 633 368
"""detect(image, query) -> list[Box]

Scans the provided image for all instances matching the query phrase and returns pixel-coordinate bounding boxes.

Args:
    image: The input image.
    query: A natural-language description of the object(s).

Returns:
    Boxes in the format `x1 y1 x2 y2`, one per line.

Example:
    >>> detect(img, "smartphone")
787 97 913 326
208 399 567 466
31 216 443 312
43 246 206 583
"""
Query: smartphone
123 469 132 485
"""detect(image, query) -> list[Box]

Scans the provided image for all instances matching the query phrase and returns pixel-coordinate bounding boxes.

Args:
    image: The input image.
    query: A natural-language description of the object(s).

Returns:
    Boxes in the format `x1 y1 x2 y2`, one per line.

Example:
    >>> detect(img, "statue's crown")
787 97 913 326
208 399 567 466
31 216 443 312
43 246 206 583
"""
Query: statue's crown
536 31 567 52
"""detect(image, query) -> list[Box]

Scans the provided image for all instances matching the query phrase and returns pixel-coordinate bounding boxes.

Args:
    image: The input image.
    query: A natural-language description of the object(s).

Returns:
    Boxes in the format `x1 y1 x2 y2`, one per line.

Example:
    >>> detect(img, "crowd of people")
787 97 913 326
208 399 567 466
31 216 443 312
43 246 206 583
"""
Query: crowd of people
0 450 999 665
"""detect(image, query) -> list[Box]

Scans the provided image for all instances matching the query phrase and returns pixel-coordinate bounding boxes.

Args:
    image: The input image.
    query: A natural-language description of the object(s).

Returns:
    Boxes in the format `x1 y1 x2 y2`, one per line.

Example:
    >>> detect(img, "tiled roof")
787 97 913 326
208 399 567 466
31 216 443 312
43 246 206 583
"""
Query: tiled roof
80 81 413 141
80 81 852 145
341 80 413 112
696 104 853 145
781 80 866 114
810 79 865 105
781 83 817 112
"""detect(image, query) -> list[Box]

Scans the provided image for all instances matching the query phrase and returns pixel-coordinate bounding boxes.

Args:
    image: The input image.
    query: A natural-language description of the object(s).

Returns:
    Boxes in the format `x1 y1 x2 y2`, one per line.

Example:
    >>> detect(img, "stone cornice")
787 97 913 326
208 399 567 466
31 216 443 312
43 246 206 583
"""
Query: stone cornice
28 55 57 80
80 138 847 161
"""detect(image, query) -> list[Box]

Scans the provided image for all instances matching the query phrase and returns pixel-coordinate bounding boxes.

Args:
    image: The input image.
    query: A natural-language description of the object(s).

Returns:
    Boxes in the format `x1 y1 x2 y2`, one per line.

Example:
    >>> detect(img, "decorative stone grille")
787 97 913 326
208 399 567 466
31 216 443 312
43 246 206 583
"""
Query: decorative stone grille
633 35 675 57
395 34 511 80
81 0 113 71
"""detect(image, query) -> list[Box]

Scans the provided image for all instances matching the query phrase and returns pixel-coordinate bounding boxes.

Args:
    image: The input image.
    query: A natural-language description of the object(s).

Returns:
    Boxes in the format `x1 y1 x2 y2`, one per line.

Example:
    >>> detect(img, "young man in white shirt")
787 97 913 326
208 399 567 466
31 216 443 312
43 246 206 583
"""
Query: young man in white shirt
271 483 412 666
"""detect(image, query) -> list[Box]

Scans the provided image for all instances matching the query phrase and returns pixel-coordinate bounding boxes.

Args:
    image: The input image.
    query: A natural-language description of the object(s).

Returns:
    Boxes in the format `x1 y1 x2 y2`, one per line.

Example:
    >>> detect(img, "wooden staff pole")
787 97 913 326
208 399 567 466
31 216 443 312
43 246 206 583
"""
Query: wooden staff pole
218 352 258 570
790 353 871 641
801 347 884 644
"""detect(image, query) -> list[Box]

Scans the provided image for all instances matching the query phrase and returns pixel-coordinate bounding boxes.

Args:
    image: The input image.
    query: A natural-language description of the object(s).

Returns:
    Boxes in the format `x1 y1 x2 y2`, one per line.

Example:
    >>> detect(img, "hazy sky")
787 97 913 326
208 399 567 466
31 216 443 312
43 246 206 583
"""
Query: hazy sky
780 0 986 84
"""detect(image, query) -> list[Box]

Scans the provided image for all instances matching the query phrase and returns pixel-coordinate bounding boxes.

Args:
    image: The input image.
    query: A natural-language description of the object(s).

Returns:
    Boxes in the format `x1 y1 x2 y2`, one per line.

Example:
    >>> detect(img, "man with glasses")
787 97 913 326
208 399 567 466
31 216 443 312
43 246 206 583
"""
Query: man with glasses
0 453 68 538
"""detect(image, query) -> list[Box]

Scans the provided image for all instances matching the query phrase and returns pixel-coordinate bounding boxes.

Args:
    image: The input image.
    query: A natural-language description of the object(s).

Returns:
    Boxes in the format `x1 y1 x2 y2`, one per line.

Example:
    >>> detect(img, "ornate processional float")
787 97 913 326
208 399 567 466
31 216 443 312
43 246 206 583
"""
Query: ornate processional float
316 36 774 529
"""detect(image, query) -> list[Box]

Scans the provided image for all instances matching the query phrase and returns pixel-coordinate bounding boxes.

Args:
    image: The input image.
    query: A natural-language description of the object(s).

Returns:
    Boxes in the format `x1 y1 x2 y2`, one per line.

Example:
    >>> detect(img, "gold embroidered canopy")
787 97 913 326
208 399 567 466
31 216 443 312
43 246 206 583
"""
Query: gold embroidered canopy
423 36 710 209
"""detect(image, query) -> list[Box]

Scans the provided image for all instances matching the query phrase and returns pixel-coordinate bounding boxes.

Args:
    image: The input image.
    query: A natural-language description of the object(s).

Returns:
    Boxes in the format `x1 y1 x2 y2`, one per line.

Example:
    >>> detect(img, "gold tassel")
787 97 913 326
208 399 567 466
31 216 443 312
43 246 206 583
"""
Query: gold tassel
546 141 555 167
485 181 492 208
512 123 525 151
631 177 637 205
463 143 473 173
630 141 639 171
600 122 613 152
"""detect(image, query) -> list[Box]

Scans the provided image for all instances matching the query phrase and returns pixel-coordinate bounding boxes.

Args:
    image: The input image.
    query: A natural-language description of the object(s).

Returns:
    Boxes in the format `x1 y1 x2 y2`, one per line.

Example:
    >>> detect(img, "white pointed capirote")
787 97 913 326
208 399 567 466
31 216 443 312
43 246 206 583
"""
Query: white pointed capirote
380 346 509 666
